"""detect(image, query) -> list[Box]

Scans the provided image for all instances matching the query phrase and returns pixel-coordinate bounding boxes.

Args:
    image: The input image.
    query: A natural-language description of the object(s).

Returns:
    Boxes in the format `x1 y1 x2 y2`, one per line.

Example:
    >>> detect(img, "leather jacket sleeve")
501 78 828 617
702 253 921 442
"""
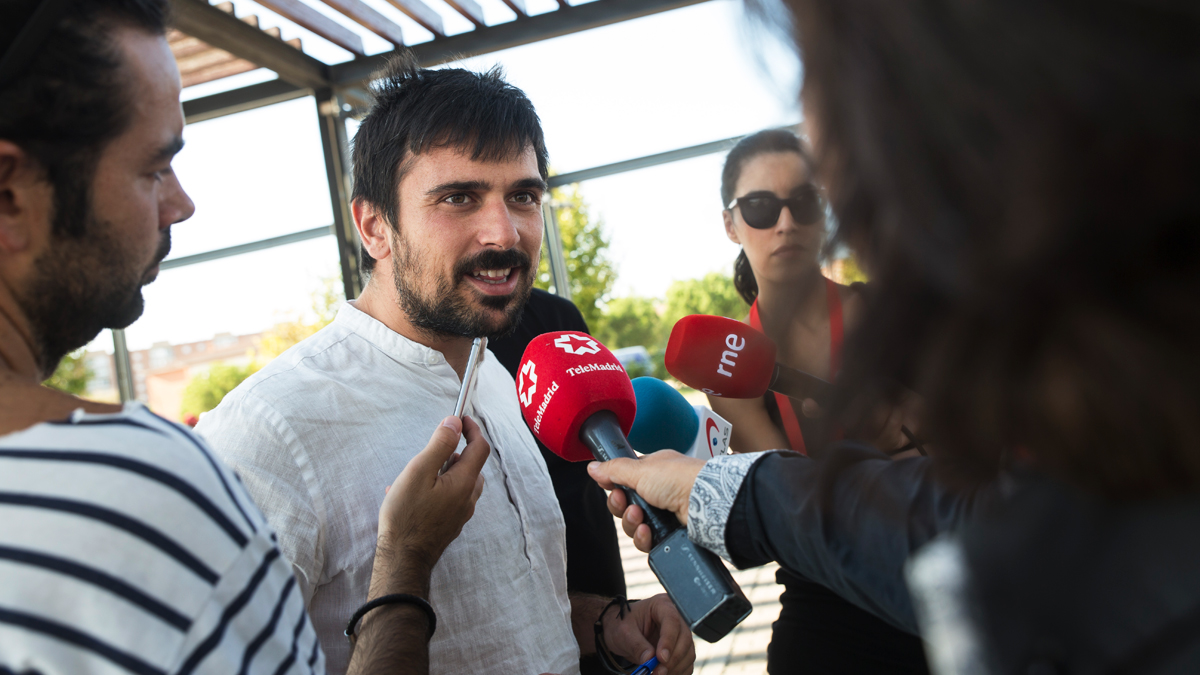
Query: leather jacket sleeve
721 444 988 633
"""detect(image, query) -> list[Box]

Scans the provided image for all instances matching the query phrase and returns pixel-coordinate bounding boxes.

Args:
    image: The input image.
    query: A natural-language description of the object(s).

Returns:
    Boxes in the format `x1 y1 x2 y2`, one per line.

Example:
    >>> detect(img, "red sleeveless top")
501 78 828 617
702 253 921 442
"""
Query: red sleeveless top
748 277 843 456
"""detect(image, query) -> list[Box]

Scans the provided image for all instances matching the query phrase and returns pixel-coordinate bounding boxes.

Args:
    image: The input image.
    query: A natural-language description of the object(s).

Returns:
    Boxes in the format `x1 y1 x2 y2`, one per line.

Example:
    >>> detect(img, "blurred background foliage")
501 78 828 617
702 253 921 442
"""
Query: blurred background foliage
44 350 92 395
180 277 343 420
536 186 749 379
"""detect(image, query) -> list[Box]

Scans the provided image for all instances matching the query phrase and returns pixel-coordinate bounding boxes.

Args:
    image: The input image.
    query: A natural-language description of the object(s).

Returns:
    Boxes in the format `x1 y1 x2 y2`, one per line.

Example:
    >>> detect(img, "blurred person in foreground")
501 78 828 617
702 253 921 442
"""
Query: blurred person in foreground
196 56 693 675
593 0 1200 673
0 0 488 673
713 128 928 673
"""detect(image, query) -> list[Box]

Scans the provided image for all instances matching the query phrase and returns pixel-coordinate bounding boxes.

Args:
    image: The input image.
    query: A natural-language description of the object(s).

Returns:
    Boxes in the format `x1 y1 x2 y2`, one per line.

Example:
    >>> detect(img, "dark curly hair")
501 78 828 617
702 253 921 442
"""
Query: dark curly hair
759 0 1200 498
350 53 549 274
0 0 170 239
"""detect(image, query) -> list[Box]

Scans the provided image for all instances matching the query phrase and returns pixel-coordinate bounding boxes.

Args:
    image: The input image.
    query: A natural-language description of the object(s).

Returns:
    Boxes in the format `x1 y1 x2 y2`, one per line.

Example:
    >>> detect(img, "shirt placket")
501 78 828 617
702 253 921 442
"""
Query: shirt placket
474 411 539 571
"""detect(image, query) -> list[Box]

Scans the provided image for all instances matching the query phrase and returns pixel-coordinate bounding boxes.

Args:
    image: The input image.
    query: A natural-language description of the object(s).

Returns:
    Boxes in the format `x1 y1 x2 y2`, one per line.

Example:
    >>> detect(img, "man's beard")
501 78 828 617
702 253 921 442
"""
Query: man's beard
391 232 534 341
20 217 171 379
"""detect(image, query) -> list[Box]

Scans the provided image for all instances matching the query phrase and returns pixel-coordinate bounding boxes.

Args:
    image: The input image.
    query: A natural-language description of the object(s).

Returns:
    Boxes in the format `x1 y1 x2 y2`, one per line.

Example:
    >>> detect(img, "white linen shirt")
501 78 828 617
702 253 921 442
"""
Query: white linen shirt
195 303 579 675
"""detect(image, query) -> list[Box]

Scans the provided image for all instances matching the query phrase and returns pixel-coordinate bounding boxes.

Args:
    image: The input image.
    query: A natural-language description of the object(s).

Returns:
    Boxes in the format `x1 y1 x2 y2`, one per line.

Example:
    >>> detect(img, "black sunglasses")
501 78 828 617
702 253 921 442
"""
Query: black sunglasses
726 185 824 230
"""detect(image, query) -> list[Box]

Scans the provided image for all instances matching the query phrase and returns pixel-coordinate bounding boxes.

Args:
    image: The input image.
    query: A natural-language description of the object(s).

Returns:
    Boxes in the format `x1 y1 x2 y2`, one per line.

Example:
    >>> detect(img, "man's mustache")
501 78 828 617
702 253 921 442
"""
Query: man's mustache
154 229 172 266
453 248 531 278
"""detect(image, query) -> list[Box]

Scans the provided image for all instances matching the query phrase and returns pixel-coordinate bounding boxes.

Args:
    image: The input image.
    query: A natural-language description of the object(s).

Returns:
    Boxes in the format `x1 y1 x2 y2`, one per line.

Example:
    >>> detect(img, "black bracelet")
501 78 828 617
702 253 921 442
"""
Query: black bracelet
345 593 436 646
593 596 635 674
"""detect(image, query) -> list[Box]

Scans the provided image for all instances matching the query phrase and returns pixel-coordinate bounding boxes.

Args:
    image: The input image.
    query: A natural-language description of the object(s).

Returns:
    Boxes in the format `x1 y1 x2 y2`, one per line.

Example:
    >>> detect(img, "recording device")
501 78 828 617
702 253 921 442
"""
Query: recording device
516 332 752 642
628 377 731 458
442 337 488 475
665 314 835 403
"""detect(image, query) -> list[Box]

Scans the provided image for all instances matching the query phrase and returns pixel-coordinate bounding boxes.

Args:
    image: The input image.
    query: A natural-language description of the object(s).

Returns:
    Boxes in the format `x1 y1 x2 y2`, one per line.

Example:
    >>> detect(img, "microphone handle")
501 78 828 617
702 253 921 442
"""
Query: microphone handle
579 411 681 544
769 363 837 405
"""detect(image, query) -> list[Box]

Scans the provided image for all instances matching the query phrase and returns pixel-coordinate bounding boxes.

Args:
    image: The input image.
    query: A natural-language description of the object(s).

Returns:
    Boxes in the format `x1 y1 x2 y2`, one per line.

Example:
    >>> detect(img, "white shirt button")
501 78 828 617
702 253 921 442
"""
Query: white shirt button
426 353 438 365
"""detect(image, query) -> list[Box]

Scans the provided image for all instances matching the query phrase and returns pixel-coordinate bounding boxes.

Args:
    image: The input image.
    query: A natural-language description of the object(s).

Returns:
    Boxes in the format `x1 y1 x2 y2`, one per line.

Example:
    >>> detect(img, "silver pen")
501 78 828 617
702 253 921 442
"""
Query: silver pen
441 337 487 474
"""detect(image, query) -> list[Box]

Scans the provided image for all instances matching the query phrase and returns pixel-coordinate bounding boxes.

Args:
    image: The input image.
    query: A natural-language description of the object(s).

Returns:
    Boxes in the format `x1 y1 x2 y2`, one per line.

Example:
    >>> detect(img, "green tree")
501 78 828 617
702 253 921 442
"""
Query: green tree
663 272 747 327
839 255 869 284
44 350 92 395
180 362 260 419
593 296 663 352
535 185 616 329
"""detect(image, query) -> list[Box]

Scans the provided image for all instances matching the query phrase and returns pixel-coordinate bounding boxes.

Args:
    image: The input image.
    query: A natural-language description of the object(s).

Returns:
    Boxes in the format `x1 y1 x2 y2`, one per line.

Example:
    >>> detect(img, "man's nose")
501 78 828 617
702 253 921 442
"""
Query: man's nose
162 171 195 229
476 197 520 249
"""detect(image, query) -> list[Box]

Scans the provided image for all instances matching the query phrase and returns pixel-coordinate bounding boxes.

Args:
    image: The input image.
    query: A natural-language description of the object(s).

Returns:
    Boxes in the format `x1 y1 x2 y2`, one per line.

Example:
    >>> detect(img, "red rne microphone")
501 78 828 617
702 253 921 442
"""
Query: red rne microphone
516 331 752 642
665 315 836 403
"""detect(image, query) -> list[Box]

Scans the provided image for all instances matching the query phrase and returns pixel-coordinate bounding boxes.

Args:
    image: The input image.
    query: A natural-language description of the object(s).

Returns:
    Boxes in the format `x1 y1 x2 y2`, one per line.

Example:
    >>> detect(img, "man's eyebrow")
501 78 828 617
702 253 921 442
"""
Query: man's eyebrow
426 180 489 196
514 177 548 192
152 136 185 163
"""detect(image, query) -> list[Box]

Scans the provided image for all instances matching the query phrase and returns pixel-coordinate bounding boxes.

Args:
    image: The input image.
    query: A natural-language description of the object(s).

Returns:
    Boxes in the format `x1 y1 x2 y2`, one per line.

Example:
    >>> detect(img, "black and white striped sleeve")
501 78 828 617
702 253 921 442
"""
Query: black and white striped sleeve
0 405 326 675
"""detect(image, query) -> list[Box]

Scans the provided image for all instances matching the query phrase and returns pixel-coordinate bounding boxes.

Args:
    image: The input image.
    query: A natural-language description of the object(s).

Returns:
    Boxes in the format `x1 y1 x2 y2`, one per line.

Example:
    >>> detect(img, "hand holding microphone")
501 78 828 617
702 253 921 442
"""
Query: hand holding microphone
589 451 705 554
516 332 752 643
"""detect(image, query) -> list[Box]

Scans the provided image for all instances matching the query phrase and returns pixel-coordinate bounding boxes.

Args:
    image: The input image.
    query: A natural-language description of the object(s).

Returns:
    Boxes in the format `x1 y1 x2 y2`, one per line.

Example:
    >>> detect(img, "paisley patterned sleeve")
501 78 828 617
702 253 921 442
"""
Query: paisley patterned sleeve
687 452 771 561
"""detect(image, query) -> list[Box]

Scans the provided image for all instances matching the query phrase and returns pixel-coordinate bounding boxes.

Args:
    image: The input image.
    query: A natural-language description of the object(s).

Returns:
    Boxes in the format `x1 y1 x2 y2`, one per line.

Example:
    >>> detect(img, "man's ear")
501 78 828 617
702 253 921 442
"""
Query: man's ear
722 210 741 246
0 140 42 254
352 198 393 264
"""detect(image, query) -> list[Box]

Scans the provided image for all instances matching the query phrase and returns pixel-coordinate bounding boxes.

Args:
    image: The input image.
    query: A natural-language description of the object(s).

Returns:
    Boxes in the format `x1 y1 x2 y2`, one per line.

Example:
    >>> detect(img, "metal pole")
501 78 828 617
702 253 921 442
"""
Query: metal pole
111 329 135 403
541 201 572 301
317 91 362 301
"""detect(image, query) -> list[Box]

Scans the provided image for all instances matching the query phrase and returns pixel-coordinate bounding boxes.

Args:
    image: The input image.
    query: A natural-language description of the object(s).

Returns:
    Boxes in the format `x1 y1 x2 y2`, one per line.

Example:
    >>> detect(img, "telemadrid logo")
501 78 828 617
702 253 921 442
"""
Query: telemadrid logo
554 333 601 356
519 360 537 407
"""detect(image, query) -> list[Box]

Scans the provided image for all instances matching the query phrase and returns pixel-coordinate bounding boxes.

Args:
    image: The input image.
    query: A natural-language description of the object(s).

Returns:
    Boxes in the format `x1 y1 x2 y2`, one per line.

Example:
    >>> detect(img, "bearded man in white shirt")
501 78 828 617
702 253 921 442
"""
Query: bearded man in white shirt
196 56 695 675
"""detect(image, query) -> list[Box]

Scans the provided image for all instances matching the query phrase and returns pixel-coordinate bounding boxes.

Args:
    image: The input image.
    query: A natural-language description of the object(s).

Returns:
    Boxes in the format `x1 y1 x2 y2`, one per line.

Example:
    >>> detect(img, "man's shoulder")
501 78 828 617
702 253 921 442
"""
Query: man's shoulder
526 288 587 331
205 320 359 415
0 408 321 675
1 403 245 491
249 320 356 384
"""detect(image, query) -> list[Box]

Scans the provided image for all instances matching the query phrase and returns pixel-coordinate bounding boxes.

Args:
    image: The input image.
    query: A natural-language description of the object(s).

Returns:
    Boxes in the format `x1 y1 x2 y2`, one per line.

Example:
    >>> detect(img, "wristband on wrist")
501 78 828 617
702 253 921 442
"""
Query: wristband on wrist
345 593 436 647
593 596 639 674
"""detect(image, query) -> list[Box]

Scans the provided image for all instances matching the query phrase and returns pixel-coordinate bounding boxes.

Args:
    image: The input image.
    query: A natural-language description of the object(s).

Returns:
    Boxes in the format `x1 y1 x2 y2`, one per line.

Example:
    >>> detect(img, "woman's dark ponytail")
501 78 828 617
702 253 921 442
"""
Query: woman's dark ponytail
733 249 758 305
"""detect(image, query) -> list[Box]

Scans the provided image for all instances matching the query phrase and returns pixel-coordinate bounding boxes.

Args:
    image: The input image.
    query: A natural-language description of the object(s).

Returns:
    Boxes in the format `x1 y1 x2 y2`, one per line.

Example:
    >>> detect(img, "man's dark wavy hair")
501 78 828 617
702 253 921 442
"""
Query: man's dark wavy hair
350 54 549 274
0 0 170 238
758 0 1200 498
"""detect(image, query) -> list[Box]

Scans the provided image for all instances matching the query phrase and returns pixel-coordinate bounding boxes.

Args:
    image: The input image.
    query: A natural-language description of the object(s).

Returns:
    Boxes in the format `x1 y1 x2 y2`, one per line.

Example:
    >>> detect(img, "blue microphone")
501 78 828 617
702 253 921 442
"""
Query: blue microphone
628 377 732 457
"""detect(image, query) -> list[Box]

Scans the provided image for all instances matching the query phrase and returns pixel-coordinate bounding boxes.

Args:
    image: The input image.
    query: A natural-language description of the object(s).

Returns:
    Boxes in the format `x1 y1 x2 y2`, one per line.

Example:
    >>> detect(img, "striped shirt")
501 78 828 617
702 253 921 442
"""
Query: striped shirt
0 403 326 675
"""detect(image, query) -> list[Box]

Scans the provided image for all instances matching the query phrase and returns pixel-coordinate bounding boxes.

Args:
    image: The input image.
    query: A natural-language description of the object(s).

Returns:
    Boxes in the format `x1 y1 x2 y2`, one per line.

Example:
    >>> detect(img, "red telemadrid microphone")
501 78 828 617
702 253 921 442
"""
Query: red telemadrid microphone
664 315 836 403
516 331 752 642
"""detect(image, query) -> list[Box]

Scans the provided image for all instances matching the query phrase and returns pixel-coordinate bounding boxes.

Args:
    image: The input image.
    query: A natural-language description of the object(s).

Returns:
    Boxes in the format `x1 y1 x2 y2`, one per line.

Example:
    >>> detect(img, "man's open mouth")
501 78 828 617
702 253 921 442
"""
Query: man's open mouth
471 267 514 285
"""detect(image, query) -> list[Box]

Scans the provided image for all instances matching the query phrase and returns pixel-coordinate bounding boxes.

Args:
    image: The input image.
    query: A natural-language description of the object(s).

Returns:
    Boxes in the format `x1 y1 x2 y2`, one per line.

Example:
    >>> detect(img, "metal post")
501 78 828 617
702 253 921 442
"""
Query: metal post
111 329 135 403
541 201 572 301
317 90 362 301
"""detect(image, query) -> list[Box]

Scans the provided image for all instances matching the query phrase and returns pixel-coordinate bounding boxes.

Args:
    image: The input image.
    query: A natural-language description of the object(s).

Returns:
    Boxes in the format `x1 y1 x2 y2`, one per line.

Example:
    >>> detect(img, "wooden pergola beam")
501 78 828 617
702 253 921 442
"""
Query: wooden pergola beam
255 0 366 55
318 0 405 45
444 0 486 27
379 0 444 37
170 0 330 89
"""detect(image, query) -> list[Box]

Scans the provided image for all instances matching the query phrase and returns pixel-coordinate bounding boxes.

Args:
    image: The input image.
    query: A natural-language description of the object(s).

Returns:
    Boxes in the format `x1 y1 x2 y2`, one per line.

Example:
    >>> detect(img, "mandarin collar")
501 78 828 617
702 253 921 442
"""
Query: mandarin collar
336 302 450 370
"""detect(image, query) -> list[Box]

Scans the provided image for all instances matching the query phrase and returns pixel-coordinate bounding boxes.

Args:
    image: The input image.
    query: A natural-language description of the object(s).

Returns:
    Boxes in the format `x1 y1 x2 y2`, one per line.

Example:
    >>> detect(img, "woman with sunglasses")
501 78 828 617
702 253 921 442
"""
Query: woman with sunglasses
710 129 930 674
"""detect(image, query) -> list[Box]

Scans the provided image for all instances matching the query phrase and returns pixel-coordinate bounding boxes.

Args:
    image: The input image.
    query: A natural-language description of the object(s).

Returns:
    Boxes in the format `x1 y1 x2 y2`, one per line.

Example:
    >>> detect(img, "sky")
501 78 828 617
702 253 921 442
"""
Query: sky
108 0 803 353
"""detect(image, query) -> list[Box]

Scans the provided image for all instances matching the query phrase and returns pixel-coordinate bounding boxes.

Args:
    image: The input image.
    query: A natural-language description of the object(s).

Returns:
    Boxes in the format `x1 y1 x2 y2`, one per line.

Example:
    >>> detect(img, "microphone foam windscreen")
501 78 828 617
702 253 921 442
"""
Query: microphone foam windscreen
516 331 637 462
628 377 699 454
665 315 778 398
